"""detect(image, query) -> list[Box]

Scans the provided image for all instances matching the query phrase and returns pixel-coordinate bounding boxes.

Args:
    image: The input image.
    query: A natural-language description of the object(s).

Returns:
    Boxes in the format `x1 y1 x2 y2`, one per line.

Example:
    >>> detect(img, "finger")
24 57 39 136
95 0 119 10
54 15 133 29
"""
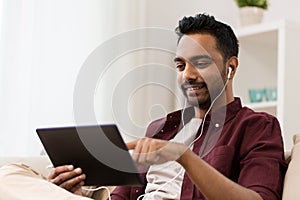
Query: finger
126 140 138 150
70 181 85 195
50 167 83 186
48 165 73 180
60 174 86 192
147 139 159 164
132 138 145 163
139 138 150 164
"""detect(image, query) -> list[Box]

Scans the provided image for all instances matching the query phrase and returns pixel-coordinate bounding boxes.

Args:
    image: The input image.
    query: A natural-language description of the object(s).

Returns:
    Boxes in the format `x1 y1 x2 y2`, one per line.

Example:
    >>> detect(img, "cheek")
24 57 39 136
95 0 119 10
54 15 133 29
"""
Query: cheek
177 73 183 84
205 74 226 97
203 64 225 85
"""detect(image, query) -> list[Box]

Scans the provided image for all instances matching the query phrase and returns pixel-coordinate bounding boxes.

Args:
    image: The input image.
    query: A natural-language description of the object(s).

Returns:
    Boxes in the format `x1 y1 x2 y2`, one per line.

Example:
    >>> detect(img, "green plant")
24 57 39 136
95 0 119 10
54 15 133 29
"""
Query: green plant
234 0 268 10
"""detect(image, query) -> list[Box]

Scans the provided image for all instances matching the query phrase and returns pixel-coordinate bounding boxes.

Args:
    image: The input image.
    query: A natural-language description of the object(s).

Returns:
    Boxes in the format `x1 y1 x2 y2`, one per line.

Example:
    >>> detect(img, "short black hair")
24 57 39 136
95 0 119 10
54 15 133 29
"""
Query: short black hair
175 13 239 61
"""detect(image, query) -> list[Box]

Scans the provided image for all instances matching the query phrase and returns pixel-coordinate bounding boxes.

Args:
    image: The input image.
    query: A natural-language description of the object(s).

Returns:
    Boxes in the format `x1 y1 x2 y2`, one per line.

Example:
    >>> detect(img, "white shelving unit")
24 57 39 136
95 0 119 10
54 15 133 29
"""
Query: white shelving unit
234 20 300 150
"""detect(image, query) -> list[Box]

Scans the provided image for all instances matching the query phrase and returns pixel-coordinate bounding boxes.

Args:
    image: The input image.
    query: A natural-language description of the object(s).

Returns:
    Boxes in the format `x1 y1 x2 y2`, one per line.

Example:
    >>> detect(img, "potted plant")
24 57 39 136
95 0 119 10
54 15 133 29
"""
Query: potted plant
234 0 268 26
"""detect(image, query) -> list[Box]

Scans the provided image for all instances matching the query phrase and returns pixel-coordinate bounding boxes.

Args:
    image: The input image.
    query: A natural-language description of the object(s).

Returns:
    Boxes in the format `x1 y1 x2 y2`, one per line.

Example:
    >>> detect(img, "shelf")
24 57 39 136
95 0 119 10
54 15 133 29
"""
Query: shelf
235 20 300 38
233 20 300 150
234 20 284 38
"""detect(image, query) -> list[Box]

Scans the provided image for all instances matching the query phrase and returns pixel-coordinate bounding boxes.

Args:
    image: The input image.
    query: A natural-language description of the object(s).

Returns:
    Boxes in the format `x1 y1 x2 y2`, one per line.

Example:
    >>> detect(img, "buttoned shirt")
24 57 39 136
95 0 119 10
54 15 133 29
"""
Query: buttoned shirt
110 98 287 200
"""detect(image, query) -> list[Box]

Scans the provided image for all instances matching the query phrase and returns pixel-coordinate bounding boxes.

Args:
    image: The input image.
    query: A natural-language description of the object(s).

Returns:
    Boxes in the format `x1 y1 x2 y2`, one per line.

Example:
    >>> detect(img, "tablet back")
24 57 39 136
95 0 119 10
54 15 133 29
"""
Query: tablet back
36 124 144 186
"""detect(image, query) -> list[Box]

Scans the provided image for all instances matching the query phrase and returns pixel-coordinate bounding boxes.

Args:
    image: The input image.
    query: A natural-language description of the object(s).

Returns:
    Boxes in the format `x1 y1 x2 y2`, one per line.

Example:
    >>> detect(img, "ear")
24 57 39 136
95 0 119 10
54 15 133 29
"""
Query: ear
226 56 238 80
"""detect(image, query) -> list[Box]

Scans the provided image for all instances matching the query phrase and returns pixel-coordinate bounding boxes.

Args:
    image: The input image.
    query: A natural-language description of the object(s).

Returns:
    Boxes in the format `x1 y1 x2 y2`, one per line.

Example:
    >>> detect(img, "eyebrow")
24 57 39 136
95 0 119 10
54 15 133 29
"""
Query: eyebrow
173 57 183 62
174 55 212 63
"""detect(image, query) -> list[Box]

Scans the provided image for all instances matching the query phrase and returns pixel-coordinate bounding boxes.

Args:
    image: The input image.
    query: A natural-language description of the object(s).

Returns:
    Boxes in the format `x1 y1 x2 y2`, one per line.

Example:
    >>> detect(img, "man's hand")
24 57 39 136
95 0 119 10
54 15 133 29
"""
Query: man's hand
48 165 86 196
126 138 188 166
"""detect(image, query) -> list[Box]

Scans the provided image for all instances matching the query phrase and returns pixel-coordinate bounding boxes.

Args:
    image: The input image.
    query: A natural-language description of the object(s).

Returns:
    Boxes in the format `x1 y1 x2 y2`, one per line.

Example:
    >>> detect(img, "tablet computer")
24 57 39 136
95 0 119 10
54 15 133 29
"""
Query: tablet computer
36 124 144 186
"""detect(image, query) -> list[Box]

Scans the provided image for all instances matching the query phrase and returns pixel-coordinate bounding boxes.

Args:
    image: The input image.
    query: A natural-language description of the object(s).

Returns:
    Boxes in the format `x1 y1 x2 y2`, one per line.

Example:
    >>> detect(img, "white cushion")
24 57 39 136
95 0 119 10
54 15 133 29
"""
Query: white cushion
282 134 300 200
0 156 52 177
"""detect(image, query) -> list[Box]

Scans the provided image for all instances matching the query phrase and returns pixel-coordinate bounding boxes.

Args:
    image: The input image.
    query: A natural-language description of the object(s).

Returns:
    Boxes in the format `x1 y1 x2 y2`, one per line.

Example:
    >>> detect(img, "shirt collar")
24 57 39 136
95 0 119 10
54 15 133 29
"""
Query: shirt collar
173 97 242 125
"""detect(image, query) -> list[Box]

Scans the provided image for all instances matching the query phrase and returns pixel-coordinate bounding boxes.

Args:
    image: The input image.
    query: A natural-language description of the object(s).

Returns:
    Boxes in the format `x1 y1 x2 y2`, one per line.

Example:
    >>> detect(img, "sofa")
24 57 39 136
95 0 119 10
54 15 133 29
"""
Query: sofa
1 134 299 200
282 134 300 199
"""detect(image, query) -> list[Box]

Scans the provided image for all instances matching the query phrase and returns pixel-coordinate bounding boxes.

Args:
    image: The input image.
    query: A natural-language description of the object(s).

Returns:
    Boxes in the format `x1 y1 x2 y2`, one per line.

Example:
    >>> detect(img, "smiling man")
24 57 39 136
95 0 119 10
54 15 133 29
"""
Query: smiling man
111 14 287 200
0 13 287 200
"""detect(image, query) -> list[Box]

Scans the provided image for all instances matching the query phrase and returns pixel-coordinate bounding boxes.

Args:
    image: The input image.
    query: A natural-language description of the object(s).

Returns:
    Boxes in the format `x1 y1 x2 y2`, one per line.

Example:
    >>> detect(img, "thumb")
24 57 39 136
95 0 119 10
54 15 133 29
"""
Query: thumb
126 140 138 150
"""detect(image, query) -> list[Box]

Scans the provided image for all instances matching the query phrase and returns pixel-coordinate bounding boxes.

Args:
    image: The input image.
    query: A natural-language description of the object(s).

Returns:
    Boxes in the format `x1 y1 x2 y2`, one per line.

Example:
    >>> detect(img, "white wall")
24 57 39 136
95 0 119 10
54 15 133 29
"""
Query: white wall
0 0 148 156
144 0 239 29
144 0 300 29
0 0 101 156
1 0 300 156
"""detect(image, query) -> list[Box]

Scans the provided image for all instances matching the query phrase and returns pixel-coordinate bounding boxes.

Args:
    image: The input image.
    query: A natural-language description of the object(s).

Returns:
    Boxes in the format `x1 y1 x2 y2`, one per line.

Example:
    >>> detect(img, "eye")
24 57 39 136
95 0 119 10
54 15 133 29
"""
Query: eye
175 63 185 71
193 61 211 69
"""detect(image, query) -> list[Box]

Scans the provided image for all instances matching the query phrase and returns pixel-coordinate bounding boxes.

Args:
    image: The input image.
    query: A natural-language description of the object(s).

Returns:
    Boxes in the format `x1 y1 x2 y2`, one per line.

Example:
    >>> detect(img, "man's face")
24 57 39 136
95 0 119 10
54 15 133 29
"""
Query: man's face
175 33 226 108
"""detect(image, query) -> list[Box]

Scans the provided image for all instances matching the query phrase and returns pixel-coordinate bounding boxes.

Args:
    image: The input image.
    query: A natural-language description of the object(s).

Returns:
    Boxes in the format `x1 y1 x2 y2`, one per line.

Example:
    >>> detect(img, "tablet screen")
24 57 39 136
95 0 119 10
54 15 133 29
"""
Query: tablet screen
37 124 144 186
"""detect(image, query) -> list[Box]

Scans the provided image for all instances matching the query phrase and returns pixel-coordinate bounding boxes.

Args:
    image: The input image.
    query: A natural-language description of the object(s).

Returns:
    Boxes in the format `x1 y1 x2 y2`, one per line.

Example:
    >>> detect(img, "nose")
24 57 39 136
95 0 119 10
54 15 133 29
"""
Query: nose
182 63 198 82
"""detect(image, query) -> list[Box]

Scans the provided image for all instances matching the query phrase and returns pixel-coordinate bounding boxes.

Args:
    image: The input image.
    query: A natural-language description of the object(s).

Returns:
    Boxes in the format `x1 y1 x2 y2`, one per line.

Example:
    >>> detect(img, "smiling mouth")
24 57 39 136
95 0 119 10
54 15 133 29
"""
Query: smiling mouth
183 83 206 91
187 86 203 91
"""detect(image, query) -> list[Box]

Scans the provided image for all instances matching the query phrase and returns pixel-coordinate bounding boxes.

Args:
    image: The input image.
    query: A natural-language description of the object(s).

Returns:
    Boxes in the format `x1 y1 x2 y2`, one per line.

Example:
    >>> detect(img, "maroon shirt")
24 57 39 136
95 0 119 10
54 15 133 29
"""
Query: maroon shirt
111 98 287 200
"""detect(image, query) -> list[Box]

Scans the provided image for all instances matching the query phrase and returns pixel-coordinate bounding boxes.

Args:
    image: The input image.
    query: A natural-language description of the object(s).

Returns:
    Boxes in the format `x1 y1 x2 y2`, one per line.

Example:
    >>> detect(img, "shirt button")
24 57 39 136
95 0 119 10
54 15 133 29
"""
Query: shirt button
161 129 164 132
135 189 139 193
215 123 220 128
170 115 173 118
174 125 177 128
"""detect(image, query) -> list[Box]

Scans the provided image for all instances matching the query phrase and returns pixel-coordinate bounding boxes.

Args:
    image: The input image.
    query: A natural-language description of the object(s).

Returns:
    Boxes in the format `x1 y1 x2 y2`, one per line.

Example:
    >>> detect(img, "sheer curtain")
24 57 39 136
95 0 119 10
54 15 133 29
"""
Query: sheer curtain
0 0 166 156
0 0 37 156
0 0 176 156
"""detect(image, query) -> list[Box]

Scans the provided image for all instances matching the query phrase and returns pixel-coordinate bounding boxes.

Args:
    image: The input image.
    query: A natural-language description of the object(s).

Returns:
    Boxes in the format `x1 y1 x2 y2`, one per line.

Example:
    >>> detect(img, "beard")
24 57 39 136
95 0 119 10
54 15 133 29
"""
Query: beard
180 70 226 109
181 82 212 109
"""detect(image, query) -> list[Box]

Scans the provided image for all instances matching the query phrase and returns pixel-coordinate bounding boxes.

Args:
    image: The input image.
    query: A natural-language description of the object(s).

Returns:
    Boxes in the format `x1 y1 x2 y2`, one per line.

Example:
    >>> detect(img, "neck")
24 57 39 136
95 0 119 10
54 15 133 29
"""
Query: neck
194 108 207 119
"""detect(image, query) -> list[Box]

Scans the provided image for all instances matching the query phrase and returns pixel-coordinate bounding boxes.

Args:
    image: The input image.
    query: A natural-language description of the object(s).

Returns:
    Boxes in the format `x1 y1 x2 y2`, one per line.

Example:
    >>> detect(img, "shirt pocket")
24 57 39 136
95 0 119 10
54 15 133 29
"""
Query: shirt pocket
203 145 236 177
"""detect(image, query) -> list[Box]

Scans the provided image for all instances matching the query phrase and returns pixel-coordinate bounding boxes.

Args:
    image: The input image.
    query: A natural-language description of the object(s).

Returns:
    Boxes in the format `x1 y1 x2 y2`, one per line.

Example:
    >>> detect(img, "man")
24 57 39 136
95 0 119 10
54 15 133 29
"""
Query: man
1 13 286 199
50 13 286 199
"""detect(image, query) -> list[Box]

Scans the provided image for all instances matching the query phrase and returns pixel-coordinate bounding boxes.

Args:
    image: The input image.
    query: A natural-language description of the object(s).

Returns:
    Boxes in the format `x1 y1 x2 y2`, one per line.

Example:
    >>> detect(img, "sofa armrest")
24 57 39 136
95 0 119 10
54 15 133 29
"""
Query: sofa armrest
282 134 300 200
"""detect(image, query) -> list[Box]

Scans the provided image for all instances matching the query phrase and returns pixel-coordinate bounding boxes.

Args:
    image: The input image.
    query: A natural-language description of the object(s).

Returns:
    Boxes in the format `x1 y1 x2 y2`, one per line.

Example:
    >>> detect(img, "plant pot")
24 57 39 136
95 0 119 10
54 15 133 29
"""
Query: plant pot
239 6 265 26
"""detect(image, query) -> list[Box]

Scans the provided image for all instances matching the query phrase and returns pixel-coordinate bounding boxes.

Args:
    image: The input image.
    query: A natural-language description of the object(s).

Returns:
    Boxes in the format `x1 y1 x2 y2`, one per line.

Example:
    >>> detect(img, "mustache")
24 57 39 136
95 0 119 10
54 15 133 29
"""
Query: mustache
181 81 207 90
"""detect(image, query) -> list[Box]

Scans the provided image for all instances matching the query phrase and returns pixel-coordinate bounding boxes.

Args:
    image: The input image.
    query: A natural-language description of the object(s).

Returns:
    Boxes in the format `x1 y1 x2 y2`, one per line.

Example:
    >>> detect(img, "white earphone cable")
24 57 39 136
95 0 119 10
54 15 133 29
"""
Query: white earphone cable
82 186 112 200
137 77 230 199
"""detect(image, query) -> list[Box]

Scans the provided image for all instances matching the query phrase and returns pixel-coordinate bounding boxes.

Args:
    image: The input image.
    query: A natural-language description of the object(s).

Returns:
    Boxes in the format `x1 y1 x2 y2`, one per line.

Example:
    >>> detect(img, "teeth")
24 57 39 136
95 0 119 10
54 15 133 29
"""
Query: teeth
187 87 200 91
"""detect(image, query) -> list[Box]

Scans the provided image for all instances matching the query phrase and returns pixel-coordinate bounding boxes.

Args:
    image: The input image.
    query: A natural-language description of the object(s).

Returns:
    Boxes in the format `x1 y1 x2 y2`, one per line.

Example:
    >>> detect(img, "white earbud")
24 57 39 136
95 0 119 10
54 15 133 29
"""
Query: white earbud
227 67 232 79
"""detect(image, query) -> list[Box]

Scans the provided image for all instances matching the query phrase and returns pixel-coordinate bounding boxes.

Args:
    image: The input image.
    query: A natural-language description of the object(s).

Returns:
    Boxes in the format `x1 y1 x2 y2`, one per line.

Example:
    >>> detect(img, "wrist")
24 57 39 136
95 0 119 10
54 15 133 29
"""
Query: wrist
176 147 191 166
